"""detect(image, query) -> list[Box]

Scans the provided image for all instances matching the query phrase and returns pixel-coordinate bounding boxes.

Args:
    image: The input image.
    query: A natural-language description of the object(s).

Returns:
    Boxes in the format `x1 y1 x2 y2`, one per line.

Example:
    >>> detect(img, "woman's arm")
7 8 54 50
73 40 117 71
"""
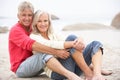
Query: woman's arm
64 41 74 49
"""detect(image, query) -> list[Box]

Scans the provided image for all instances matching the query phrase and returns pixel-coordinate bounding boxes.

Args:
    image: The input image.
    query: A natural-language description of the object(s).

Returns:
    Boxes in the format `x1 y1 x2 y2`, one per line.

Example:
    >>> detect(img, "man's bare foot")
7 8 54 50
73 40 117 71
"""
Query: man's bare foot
68 72 83 80
85 76 92 80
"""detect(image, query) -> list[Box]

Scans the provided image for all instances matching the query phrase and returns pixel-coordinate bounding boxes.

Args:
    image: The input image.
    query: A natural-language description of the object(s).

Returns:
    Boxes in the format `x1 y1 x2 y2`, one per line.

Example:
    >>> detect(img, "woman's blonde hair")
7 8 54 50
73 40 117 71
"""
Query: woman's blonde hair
18 1 34 15
32 10 54 34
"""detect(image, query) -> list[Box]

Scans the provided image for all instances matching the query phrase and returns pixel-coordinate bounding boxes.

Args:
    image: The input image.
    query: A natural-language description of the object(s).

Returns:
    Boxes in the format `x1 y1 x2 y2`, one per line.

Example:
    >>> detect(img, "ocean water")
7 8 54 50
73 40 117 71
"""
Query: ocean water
0 17 112 31
0 17 18 29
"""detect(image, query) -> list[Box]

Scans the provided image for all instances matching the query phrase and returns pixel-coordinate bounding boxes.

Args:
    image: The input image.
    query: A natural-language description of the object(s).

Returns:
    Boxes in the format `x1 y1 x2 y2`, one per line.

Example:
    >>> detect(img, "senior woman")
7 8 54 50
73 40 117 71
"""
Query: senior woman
30 10 109 80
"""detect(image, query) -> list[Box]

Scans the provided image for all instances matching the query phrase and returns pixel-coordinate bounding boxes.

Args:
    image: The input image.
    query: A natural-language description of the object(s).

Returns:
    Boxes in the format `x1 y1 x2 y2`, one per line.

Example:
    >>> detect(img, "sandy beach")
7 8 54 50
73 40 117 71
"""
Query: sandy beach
0 27 120 80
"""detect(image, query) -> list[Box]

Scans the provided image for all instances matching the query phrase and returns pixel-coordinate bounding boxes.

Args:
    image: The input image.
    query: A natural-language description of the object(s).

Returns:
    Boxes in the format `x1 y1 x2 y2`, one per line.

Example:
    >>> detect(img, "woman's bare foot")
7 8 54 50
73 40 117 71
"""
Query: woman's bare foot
101 70 112 76
89 64 112 76
92 75 107 80
85 75 107 80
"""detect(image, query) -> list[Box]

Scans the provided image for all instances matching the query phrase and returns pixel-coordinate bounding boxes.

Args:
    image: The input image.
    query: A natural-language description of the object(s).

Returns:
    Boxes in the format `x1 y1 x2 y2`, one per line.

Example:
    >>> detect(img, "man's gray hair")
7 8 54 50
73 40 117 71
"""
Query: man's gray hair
18 1 34 14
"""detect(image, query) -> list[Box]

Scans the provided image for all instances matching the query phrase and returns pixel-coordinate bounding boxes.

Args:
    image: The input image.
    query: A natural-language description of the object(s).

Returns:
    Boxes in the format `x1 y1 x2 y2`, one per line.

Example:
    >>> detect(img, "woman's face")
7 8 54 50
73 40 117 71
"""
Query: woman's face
36 13 50 33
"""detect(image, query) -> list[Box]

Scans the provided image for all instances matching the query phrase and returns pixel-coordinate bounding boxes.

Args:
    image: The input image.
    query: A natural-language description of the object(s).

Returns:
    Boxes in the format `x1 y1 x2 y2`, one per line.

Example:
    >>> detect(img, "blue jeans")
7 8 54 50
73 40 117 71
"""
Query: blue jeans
16 53 53 78
51 35 103 80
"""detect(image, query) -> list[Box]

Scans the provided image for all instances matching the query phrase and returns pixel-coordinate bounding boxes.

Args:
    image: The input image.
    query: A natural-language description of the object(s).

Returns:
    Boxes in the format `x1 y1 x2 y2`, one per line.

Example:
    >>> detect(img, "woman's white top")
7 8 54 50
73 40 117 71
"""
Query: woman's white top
30 32 66 77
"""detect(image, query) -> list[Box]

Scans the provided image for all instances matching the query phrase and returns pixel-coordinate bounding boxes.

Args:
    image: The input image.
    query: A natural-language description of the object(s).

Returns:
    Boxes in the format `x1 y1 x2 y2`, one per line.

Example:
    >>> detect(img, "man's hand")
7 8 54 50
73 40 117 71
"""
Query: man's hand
55 49 70 59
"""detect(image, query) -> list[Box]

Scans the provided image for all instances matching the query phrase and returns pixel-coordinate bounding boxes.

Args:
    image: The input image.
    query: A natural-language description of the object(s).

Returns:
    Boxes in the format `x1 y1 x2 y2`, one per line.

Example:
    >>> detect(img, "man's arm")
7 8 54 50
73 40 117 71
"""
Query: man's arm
32 41 70 59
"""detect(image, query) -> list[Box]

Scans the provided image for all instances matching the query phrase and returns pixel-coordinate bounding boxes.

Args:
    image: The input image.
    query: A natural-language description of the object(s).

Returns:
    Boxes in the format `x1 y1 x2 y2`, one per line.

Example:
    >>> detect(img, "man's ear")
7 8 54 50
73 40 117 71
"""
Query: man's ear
17 14 19 19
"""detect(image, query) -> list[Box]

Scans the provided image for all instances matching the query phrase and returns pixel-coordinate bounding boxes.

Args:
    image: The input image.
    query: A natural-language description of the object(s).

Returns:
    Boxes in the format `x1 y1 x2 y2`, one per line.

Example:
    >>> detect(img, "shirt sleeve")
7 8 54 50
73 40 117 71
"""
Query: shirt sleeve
9 27 35 51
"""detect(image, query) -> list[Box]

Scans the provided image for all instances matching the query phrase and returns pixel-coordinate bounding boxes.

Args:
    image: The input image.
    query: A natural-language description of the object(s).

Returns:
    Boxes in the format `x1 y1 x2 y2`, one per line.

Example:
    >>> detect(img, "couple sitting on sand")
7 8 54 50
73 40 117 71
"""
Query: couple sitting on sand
8 1 112 80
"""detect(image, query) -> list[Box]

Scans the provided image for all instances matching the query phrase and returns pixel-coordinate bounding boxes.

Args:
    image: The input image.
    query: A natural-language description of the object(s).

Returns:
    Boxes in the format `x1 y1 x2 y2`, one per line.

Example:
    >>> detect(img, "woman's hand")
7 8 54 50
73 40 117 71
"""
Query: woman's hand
73 38 85 52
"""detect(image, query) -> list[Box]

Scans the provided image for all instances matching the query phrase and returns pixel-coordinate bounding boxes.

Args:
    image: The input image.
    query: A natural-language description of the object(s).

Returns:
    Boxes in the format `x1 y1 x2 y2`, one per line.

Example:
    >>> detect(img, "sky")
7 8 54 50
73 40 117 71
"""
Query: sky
0 0 120 26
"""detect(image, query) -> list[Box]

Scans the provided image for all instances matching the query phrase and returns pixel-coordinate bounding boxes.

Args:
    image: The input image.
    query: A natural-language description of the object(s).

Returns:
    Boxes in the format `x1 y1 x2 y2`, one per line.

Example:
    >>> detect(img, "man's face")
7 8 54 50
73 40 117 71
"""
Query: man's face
18 8 33 28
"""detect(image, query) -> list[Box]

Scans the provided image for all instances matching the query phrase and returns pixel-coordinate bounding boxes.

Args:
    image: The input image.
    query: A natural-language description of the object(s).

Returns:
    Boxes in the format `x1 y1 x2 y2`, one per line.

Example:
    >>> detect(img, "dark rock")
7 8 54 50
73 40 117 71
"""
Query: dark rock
51 14 59 20
111 12 120 29
0 26 9 33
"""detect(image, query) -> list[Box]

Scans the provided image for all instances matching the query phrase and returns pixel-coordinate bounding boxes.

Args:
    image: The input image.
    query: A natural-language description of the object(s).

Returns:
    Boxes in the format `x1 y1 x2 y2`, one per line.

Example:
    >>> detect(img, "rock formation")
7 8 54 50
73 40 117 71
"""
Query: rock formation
62 23 114 31
111 12 120 29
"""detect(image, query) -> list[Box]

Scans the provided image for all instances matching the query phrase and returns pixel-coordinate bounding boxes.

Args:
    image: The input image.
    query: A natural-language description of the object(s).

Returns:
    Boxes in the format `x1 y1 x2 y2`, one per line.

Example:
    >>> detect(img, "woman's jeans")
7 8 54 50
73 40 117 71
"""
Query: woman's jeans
51 34 103 80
